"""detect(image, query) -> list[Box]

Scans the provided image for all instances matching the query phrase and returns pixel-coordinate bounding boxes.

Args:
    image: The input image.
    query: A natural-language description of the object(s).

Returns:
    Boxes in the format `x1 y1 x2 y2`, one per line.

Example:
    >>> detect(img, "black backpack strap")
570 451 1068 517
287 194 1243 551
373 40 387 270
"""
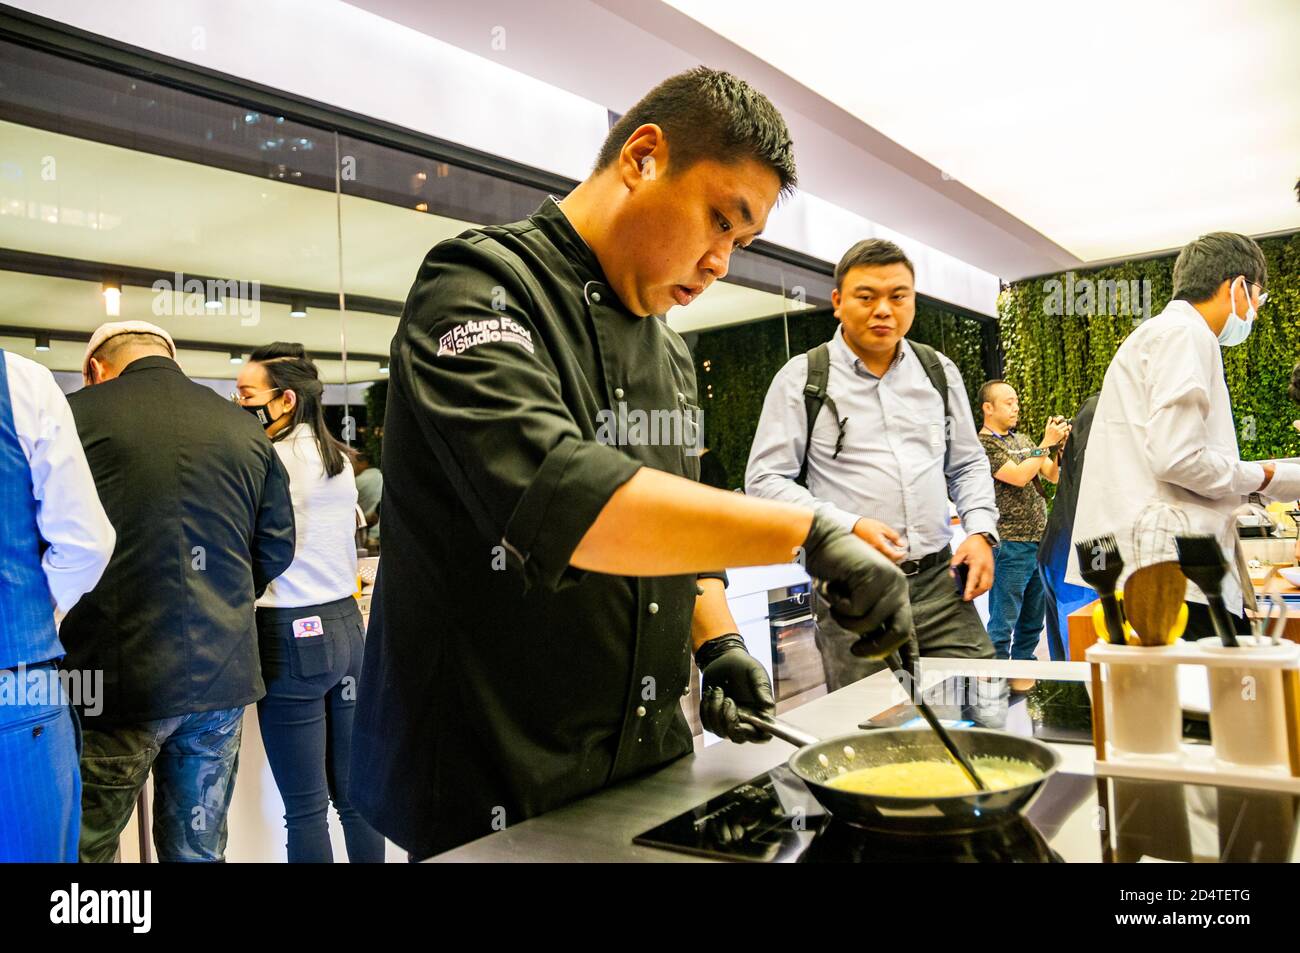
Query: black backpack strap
796 343 846 488
908 340 950 428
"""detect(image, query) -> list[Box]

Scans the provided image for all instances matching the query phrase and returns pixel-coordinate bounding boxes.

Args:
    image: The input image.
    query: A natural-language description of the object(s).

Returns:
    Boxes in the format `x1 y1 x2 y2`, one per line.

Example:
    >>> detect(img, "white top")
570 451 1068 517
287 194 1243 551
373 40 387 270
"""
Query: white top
4 351 115 617
256 423 359 609
1066 300 1300 614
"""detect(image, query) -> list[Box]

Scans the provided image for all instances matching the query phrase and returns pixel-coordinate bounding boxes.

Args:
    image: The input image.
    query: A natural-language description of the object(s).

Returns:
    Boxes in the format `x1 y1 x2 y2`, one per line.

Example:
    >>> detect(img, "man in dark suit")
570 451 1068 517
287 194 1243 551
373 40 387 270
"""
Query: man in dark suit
63 321 296 862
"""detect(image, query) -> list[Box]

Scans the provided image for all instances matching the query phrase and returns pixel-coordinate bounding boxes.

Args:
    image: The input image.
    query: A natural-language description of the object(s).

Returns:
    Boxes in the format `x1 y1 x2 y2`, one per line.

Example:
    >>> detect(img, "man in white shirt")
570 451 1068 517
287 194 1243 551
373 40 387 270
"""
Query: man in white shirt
1068 231 1299 639
0 349 115 861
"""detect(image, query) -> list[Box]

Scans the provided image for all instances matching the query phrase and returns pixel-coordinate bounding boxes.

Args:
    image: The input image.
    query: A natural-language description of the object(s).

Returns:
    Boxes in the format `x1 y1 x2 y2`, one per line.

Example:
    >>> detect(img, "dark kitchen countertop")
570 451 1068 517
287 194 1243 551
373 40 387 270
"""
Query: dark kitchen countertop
432 659 1102 862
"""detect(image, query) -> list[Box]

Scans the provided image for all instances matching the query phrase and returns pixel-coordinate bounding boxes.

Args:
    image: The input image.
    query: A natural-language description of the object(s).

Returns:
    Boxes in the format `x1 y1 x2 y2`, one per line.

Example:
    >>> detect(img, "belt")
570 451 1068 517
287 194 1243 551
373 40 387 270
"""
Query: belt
898 546 952 577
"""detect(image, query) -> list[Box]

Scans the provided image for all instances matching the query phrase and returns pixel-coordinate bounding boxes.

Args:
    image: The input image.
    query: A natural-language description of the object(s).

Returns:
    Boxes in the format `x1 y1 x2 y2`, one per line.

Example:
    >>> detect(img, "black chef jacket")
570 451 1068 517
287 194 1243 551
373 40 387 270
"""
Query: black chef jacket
351 198 710 857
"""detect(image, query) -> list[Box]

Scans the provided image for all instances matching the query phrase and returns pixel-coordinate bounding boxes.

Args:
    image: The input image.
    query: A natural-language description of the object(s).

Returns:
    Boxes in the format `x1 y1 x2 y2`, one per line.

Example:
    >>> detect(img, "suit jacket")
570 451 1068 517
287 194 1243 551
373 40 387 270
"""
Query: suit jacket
62 356 295 724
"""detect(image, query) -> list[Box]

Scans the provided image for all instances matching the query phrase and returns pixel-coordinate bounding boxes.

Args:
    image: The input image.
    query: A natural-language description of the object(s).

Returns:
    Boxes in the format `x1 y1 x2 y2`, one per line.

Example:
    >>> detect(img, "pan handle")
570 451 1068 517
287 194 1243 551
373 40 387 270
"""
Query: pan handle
736 710 821 749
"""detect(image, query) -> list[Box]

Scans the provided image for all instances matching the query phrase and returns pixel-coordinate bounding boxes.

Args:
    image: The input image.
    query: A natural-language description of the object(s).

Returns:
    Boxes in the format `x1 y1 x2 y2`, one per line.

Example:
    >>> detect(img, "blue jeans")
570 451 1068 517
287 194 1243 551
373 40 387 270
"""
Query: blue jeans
0 665 81 862
79 706 244 862
257 597 384 863
987 541 1046 661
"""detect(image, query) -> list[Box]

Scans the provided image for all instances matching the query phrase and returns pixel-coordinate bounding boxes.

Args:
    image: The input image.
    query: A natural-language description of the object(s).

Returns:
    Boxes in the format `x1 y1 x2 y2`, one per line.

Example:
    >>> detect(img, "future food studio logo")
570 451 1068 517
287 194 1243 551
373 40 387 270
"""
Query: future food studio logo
437 316 535 357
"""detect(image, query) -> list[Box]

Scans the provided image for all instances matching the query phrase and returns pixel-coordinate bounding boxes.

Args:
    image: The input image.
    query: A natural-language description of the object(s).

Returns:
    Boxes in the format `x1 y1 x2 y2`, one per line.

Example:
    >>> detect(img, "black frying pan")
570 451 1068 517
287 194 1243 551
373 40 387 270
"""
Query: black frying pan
739 712 1061 834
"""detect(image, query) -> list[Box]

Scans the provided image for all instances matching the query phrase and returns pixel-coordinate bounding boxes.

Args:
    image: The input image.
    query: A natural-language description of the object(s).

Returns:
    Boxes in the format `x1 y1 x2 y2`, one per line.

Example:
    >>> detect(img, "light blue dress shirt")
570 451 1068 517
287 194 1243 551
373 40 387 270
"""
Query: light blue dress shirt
745 327 999 559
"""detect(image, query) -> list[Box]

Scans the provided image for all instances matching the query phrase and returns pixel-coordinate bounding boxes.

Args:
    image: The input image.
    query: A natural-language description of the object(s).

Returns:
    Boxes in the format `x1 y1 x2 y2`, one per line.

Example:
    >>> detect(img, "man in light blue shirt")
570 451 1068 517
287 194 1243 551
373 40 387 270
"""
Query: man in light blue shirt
746 239 998 687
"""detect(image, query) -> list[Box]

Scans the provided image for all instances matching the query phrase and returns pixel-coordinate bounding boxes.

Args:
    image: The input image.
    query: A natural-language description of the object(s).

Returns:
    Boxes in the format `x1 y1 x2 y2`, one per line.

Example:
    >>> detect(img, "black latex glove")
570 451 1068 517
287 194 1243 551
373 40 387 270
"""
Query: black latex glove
696 633 774 744
801 512 913 659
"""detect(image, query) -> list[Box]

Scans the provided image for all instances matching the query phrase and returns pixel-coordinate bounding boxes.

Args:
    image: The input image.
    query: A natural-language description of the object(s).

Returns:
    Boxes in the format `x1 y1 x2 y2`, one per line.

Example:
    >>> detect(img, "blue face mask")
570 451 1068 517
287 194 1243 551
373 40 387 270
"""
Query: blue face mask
1218 276 1258 347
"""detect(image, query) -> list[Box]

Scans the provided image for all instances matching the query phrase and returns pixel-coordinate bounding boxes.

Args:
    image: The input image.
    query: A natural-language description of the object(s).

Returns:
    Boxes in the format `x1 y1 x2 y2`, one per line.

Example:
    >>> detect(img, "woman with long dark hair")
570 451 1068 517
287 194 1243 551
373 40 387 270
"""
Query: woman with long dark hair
235 342 384 862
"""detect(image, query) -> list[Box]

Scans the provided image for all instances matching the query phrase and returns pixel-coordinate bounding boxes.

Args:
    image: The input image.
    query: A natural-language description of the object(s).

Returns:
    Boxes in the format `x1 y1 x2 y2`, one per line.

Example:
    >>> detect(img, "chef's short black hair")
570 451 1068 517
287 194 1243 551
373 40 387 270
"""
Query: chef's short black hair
595 67 797 196
1171 232 1267 304
834 239 915 291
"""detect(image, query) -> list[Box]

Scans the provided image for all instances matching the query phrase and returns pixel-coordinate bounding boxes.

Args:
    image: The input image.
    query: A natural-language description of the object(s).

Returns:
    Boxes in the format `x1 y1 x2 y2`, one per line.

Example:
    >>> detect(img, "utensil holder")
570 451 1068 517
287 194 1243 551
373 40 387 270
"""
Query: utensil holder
1198 637 1291 768
1086 636 1300 793
1094 644 1184 757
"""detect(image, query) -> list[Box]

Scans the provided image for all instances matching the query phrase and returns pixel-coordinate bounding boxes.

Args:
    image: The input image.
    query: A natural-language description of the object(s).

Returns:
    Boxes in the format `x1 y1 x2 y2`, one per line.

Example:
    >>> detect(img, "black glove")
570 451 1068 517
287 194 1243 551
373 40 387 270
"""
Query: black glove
801 512 913 659
696 634 774 744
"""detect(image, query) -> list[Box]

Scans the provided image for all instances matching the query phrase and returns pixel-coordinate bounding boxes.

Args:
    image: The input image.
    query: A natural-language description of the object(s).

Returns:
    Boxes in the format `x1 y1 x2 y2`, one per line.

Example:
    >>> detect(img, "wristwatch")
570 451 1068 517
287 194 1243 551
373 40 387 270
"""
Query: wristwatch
978 532 998 547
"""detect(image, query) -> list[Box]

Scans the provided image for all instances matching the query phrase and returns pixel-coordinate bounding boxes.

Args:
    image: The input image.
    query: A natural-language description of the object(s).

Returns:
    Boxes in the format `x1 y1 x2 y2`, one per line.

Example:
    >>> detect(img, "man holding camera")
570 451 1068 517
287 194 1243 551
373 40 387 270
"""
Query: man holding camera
978 380 1070 662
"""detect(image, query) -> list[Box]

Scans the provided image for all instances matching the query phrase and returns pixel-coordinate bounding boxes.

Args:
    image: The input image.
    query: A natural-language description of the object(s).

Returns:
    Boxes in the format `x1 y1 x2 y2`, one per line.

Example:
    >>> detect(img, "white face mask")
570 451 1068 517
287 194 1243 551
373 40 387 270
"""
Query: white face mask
1218 276 1258 347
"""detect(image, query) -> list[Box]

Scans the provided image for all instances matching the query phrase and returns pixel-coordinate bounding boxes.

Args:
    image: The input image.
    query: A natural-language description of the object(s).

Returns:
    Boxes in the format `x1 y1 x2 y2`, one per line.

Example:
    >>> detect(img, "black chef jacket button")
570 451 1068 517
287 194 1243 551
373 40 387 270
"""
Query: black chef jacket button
614 387 625 400
647 602 659 614
32 725 43 739
635 705 647 717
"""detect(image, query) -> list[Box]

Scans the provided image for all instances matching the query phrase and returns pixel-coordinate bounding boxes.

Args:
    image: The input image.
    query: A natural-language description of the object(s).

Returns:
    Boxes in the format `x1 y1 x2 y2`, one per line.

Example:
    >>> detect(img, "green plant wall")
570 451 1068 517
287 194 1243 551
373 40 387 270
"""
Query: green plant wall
999 232 1300 467
693 302 991 489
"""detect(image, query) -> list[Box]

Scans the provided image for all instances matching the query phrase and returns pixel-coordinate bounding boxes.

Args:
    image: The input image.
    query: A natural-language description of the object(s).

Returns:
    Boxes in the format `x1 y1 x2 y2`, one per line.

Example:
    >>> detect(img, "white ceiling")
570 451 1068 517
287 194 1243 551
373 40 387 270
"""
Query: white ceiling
349 0 1299 275
0 120 807 379
662 0 1300 262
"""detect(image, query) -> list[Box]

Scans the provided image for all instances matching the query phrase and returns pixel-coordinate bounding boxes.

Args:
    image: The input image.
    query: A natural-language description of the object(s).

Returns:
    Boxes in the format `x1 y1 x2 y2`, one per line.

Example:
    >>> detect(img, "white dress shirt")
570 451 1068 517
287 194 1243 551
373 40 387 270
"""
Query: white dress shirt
4 351 115 616
256 423 359 609
1066 299 1300 614
746 328 999 559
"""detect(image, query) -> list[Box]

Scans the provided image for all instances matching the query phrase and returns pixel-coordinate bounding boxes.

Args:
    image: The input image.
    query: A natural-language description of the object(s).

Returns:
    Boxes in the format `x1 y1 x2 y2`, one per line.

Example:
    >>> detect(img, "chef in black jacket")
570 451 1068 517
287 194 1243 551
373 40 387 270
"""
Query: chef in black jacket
351 68 913 859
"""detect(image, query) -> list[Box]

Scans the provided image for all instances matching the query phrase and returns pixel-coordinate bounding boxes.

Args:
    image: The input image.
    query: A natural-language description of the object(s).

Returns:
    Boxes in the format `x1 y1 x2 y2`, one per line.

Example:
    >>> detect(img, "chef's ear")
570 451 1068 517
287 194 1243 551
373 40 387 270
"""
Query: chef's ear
280 388 297 413
618 123 666 189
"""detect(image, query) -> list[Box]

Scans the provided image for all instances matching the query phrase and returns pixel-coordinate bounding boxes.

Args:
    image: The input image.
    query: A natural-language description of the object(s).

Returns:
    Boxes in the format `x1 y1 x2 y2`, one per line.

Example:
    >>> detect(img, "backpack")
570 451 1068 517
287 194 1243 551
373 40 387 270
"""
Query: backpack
794 339 950 487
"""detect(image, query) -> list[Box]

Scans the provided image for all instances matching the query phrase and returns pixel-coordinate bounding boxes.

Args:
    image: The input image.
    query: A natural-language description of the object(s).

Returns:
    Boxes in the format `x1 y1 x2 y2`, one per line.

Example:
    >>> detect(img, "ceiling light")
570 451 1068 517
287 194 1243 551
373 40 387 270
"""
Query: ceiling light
101 279 122 317
290 296 307 318
379 361 390 375
34 334 50 352
229 350 243 364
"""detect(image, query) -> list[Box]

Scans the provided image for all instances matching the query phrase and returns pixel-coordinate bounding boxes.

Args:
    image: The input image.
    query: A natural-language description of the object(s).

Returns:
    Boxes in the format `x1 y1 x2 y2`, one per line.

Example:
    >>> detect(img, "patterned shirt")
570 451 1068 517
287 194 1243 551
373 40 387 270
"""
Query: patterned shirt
980 430 1048 542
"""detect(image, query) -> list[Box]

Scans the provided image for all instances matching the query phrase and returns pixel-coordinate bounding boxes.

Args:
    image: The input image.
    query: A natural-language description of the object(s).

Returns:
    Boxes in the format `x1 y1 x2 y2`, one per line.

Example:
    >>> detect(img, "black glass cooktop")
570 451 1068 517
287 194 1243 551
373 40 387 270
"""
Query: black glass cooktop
634 675 1300 862
634 765 1090 862
633 766 1300 863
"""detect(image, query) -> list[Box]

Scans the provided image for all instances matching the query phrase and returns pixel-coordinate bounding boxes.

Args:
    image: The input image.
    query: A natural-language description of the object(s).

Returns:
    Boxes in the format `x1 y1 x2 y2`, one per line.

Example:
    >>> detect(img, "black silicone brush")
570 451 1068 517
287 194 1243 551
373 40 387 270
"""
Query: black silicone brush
1174 535 1239 648
1075 535 1127 644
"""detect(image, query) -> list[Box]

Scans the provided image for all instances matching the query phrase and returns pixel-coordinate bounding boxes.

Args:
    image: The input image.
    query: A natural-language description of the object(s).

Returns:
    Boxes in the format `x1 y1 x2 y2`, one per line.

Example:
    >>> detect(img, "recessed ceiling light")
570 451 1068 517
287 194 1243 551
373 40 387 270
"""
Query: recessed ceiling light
101 279 122 317
34 334 50 352
229 350 243 364
290 296 307 318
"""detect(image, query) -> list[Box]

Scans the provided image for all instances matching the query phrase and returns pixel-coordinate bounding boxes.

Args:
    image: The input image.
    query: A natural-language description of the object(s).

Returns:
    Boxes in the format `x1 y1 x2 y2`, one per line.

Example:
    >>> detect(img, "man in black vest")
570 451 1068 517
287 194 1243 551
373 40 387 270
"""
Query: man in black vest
64 322 296 862
352 68 914 859
747 239 999 689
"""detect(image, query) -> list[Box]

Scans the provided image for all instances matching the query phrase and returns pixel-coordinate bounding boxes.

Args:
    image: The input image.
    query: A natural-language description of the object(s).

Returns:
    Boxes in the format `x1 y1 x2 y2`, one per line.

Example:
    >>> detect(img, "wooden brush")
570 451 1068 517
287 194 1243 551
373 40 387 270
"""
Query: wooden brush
1122 562 1187 645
